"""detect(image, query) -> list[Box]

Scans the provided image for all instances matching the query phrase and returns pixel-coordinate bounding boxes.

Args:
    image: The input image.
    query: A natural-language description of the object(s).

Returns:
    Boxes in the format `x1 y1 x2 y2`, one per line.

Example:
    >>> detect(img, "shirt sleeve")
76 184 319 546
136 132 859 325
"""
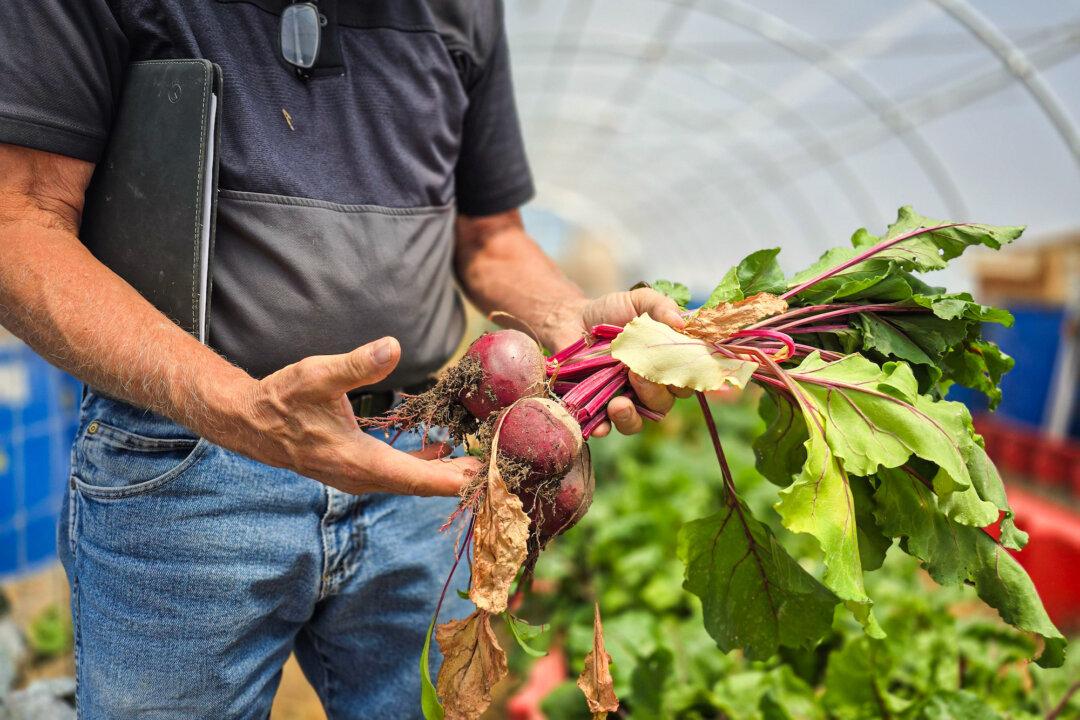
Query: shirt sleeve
0 0 128 162
453 6 535 217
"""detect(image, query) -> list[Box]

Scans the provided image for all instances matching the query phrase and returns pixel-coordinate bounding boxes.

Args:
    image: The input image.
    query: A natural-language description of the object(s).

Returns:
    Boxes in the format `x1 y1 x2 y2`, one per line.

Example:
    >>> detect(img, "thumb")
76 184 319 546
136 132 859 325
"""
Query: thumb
311 336 401 395
630 287 686 330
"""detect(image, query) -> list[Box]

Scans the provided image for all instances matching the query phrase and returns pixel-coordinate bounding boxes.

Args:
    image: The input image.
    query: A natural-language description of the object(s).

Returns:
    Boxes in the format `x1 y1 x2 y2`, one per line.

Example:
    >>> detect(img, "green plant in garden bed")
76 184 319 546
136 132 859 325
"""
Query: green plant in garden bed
520 402 1080 719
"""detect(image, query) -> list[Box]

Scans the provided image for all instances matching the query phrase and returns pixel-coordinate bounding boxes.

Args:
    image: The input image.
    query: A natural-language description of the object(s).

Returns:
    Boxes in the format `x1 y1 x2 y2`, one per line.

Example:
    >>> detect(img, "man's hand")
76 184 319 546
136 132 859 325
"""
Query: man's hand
575 287 694 437
240 336 479 496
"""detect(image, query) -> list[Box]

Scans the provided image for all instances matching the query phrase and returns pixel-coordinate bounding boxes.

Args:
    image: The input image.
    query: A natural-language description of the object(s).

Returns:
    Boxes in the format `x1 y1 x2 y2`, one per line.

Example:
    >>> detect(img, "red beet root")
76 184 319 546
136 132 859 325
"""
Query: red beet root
525 445 594 544
496 398 583 484
458 330 546 420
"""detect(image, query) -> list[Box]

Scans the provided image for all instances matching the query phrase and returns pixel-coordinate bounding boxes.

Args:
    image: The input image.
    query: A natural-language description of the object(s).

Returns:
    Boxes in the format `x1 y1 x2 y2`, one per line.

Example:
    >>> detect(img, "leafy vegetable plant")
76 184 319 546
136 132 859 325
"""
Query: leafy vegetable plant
609 207 1064 670
369 206 1065 719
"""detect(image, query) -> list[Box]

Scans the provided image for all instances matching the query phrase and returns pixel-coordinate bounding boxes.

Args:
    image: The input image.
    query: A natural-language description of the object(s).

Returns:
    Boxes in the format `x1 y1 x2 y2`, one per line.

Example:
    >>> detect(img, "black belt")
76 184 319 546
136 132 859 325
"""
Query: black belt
348 378 436 418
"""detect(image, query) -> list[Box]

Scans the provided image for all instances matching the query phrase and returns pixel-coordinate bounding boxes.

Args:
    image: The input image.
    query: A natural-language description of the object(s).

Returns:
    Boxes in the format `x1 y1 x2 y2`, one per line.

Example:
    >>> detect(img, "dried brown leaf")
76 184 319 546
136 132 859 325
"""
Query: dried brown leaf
684 292 788 343
435 610 508 720
468 412 530 614
577 603 619 718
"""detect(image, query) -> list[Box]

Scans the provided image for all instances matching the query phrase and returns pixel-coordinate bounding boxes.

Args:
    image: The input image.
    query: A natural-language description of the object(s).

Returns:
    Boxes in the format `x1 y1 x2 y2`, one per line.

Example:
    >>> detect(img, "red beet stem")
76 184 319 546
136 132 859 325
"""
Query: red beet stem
550 354 621 380
590 324 624 339
547 336 588 366
786 324 850 334
628 394 664 421
552 381 578 396
562 363 626 410
574 369 628 422
581 411 607 439
730 328 795 360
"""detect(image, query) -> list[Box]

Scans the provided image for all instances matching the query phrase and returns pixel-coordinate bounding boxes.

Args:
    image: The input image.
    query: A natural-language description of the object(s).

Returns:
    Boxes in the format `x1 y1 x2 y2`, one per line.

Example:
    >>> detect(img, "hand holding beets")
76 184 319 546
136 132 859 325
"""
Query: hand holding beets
574 288 695 436
233 336 479 496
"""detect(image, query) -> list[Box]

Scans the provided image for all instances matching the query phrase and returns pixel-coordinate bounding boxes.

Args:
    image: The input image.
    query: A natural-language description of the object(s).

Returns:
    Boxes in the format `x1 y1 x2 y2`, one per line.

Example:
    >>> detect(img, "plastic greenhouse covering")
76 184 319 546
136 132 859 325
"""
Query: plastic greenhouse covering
506 0 1080 297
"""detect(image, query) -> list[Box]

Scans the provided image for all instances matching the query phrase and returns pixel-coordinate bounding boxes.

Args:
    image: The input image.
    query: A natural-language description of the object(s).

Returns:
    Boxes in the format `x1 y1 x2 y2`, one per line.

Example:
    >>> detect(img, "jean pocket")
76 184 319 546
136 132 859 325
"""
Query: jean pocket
73 420 210 499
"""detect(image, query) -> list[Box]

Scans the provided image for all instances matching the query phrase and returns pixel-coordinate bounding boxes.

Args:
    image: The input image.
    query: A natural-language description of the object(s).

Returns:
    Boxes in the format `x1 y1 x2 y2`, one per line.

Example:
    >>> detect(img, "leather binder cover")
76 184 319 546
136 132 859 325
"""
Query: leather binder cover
81 59 222 339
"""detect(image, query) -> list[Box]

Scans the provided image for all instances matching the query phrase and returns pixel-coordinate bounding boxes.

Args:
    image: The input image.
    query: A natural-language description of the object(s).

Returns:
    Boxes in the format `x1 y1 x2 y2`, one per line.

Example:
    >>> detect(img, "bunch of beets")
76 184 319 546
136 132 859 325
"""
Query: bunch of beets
363 323 640 553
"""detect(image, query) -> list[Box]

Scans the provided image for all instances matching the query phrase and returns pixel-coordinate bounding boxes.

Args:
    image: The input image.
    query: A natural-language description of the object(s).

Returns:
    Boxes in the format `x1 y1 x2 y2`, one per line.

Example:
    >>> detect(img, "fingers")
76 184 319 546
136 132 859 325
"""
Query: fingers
590 420 612 438
364 445 481 497
580 288 686 332
670 384 694 399
606 395 643 435
629 287 686 330
628 371 675 415
305 337 401 396
408 442 454 461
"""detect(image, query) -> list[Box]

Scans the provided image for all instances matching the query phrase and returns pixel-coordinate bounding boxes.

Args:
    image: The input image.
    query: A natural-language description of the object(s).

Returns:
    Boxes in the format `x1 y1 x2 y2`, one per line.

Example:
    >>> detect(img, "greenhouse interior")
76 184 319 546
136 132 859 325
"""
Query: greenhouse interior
1 0 1079 718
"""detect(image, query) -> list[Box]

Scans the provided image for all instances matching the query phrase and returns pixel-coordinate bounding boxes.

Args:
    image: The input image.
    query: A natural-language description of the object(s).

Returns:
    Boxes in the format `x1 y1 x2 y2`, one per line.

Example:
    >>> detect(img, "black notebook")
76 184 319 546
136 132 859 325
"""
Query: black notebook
81 59 223 343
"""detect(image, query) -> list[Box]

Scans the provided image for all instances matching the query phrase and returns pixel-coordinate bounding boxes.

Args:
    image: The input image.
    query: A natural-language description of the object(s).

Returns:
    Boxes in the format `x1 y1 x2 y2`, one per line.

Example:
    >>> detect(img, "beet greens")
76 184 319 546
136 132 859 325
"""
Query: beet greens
406 206 1063 720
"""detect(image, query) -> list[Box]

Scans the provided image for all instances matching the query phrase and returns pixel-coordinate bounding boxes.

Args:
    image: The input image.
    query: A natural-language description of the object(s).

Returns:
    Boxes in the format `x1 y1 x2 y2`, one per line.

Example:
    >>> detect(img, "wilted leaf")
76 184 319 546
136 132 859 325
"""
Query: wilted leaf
469 417 529 614
610 314 757 392
577 603 619 718
436 611 508 720
685 292 788 343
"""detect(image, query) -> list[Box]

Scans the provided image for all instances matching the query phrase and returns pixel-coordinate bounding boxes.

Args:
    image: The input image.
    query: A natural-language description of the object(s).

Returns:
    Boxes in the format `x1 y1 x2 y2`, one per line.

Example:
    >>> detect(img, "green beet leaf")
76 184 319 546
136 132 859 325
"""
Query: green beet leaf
703 247 786 307
786 207 1022 304
786 252 895 305
753 389 807 487
941 339 1014 410
850 476 891 572
872 468 1065 667
678 494 839 660
650 279 691 308
910 291 1014 326
965 441 1027 550
703 265 742 307
874 206 1023 272
772 407 872 626
419 619 444 720
787 353 978 499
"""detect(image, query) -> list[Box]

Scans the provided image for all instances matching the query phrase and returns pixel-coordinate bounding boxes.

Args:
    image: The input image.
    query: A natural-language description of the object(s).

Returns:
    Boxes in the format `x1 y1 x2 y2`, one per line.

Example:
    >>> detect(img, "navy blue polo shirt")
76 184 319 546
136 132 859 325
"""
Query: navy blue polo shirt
0 0 534 389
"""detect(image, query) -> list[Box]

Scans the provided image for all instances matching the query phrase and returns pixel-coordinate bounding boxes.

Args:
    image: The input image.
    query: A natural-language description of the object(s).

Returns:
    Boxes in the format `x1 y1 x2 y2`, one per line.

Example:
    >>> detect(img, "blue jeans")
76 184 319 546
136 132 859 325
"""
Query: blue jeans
59 389 471 719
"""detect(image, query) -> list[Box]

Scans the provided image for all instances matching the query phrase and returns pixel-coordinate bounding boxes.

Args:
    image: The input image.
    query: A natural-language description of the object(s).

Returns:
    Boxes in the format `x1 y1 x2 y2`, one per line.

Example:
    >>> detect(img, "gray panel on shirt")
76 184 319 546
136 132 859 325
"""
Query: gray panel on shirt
210 191 466 390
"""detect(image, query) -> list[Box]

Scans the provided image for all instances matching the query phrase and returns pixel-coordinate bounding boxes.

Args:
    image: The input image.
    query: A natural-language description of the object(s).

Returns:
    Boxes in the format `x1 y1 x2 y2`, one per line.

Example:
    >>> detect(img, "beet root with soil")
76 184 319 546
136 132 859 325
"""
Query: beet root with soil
358 328 546 445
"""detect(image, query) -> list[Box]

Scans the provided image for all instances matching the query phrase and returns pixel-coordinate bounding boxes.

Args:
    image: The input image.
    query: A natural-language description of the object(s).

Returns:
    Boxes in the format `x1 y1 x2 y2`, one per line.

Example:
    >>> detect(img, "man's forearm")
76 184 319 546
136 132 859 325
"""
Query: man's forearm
0 214 253 443
454 210 589 350
0 144 475 496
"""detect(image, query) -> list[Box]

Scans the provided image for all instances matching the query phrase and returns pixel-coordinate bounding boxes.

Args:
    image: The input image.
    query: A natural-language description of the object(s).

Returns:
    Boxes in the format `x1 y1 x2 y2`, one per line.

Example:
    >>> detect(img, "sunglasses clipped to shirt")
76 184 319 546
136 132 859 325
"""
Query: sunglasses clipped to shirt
280 2 325 76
